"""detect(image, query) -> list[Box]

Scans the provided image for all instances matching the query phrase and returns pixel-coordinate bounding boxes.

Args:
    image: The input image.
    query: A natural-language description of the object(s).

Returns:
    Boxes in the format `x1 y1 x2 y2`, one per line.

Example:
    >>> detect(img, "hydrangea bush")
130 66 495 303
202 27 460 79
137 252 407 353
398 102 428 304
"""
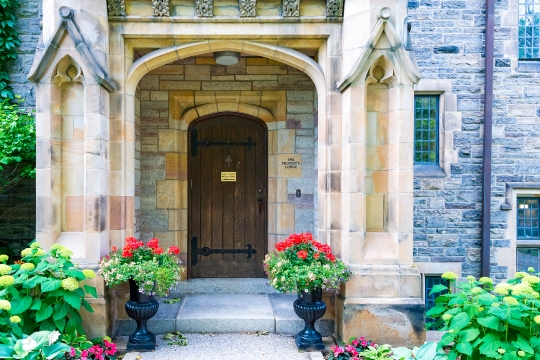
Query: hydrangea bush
0 243 98 338
427 269 540 359
99 237 184 296
263 233 352 293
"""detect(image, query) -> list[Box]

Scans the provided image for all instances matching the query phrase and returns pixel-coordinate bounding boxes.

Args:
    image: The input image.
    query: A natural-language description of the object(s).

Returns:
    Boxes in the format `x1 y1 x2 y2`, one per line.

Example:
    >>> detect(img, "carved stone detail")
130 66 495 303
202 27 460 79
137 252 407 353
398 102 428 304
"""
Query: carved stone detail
282 0 300 17
195 0 214 17
326 0 343 17
239 0 256 17
107 0 127 16
152 0 170 17
53 56 84 88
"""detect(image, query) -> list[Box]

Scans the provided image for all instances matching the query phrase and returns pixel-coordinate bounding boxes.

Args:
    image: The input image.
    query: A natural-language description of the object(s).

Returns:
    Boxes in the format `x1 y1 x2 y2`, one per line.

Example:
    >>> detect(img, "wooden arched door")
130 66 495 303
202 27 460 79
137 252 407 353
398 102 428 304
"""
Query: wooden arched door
188 113 268 278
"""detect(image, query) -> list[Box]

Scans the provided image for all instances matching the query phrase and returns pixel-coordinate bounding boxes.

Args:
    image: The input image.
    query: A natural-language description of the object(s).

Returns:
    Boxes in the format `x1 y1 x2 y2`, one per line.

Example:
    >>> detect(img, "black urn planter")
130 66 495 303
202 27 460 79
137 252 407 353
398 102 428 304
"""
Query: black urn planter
125 279 159 351
293 287 326 351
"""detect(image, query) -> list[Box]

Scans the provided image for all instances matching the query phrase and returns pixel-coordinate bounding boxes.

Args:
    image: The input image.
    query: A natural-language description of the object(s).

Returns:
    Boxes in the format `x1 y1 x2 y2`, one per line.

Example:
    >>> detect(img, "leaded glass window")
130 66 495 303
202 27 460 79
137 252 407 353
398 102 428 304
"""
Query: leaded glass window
517 248 540 271
519 0 540 59
414 95 439 165
517 197 540 239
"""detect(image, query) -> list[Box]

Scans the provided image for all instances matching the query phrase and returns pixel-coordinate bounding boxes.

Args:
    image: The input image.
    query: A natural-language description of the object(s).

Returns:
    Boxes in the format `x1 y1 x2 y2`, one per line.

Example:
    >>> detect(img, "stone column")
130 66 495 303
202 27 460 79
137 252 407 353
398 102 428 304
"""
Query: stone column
335 0 425 346
32 0 111 337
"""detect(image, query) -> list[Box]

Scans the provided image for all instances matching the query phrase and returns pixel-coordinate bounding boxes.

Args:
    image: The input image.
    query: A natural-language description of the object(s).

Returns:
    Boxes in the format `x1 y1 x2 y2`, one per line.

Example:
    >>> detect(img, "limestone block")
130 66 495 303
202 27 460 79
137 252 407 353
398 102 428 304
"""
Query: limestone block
158 129 182 152
64 196 85 232
156 180 186 209
364 232 398 260
336 297 425 347
166 153 188 180
366 193 385 232
202 82 251 91
276 203 295 235
161 81 201 91
168 209 187 231
277 129 295 153
81 296 110 339
185 65 211 81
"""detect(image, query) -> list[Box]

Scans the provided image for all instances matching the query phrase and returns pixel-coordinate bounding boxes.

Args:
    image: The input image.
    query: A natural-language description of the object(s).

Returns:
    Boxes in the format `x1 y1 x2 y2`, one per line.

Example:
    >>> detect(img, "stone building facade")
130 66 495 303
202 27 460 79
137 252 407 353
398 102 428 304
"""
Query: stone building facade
7 0 540 346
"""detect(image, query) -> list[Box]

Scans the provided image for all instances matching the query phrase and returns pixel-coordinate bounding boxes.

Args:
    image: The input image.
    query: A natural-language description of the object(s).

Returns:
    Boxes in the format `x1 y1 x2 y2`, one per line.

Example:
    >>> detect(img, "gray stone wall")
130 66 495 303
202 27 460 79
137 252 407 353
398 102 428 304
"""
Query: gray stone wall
9 0 42 106
409 0 540 279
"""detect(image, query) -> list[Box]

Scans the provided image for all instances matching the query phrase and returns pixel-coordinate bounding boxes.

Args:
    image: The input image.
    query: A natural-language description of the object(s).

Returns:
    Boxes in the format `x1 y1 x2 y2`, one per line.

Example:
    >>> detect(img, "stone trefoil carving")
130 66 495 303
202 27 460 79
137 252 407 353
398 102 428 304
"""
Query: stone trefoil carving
239 0 256 17
326 0 343 17
195 0 214 17
282 0 300 17
152 0 170 17
107 0 127 16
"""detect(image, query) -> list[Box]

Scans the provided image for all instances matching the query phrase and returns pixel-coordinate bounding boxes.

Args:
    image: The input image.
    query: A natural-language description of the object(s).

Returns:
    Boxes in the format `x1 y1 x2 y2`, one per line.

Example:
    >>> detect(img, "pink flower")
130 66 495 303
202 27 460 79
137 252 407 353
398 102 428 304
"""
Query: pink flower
69 347 76 357
331 345 344 357
81 350 89 357
361 340 367 347
352 339 360 347
345 345 358 356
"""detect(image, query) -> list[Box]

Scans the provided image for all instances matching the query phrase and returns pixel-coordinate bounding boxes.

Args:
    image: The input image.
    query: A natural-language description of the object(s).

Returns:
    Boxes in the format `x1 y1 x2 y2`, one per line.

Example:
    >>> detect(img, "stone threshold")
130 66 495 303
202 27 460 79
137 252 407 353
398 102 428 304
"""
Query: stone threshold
115 293 334 336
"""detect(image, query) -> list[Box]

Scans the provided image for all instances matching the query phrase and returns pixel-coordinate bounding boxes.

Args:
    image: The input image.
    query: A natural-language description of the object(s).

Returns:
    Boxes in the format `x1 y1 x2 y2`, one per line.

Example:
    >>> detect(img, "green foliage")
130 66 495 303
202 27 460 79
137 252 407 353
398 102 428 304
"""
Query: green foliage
428 271 540 359
359 345 393 360
0 96 36 193
0 0 20 99
263 233 352 293
391 342 447 360
0 330 71 359
99 237 184 297
0 243 98 339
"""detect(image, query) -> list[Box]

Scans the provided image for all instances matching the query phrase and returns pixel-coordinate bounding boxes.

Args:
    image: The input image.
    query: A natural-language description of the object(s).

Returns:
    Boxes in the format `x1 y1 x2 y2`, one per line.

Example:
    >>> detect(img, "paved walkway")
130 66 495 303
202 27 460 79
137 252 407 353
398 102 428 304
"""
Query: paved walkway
118 334 327 360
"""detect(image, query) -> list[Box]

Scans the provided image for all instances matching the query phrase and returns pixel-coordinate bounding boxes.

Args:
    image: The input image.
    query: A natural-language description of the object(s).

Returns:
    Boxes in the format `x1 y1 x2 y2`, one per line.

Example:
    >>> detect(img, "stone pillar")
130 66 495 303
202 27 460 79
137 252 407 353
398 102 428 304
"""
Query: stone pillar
32 0 112 337
335 0 425 346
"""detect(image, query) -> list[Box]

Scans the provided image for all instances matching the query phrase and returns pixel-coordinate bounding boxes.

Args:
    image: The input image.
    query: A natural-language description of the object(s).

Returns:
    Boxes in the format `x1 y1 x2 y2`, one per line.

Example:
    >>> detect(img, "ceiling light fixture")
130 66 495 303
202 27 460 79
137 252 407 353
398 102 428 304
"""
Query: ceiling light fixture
214 51 240 66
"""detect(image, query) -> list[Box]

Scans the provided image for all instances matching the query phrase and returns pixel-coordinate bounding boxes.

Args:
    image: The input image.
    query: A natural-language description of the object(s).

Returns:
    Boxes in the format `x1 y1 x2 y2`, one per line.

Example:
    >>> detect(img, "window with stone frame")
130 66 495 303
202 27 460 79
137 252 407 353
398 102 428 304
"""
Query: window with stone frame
414 95 439 165
516 197 540 272
517 197 540 239
519 0 540 59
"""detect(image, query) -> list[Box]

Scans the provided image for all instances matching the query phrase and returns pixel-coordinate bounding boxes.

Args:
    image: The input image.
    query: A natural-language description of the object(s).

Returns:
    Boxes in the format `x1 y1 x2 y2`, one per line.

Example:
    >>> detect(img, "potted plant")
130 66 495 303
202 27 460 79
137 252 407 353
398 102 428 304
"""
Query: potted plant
263 232 352 351
99 237 184 351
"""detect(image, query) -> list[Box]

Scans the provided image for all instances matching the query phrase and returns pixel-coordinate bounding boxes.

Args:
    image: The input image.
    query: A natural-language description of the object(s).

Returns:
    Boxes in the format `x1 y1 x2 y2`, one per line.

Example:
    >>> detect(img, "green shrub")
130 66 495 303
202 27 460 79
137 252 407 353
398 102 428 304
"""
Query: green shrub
0 96 35 193
428 270 540 360
0 243 98 338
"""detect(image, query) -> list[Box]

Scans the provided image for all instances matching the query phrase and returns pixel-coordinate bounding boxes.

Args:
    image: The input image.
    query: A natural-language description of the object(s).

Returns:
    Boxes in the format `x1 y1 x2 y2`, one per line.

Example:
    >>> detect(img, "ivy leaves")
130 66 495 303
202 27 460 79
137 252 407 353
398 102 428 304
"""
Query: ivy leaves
0 0 20 99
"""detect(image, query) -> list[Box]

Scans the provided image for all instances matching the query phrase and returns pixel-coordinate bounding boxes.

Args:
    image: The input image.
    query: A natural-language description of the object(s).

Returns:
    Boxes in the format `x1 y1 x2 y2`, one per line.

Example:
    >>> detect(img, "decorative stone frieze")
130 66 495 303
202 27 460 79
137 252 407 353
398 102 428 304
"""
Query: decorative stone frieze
239 0 256 17
107 0 127 16
152 0 170 17
326 0 343 17
195 0 214 17
282 0 300 17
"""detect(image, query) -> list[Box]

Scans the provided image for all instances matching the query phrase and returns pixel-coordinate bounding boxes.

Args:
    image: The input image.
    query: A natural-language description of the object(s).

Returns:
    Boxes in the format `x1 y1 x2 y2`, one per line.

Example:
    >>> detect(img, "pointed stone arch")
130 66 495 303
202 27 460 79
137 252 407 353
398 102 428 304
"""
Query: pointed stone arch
125 40 326 97
28 6 115 91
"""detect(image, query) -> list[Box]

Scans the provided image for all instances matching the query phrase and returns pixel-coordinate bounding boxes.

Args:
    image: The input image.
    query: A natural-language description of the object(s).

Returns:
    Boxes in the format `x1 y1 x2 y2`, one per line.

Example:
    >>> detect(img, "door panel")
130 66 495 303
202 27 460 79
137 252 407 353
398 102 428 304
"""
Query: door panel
189 114 267 278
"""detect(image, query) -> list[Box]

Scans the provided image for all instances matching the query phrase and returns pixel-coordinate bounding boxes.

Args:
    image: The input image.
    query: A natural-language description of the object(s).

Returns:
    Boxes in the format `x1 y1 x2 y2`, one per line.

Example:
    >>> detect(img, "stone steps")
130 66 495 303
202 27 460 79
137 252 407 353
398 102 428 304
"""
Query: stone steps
116 280 334 336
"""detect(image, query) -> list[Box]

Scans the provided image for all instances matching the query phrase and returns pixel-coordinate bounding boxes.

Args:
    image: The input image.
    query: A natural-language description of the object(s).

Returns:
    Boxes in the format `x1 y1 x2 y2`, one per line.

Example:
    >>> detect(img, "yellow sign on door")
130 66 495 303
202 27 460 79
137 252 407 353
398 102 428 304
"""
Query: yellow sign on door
221 172 237 182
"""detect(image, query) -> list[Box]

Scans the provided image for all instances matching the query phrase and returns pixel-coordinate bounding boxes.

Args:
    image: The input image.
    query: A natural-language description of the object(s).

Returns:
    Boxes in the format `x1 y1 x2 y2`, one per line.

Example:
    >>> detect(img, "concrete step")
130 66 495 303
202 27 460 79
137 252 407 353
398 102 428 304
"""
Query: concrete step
115 293 334 336
171 278 279 294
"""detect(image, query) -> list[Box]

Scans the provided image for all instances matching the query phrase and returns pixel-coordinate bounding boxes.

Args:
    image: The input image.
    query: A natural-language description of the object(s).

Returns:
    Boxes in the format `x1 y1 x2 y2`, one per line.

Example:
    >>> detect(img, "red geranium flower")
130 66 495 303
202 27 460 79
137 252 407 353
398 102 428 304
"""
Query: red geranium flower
168 245 180 254
297 249 308 260
147 238 159 249
314 252 320 259
122 250 133 258
153 247 164 255
112 246 117 251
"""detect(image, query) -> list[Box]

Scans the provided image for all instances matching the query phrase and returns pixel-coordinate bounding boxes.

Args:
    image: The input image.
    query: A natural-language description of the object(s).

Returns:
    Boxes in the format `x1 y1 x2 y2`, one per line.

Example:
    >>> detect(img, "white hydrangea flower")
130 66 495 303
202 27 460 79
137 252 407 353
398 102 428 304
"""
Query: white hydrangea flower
21 338 37 352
